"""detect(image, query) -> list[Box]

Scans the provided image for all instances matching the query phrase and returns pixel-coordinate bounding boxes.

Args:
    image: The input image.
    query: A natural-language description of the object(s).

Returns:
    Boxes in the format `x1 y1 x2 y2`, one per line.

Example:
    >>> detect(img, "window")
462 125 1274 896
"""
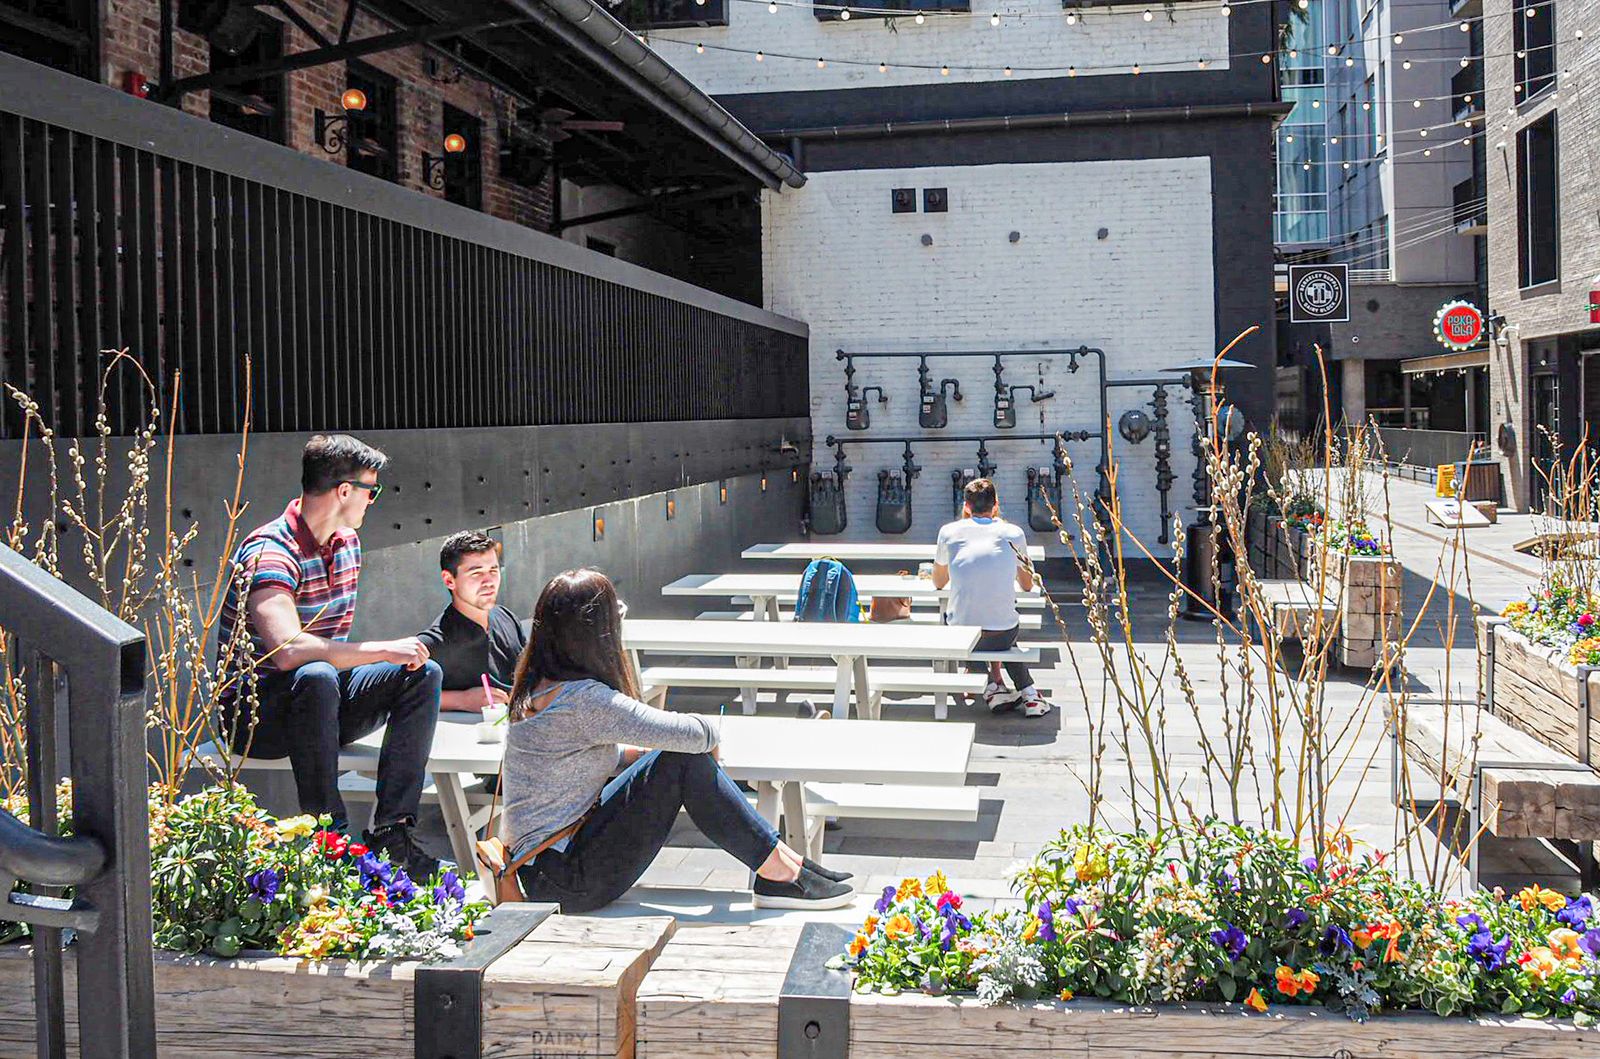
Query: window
209 12 285 144
0 0 96 77
441 104 482 210
1513 0 1555 101
614 0 727 28
345 61 398 183
1516 113 1559 288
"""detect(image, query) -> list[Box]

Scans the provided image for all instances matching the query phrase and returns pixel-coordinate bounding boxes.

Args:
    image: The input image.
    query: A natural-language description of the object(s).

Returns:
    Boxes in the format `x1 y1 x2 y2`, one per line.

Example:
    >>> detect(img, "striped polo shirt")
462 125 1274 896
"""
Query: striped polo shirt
218 499 362 698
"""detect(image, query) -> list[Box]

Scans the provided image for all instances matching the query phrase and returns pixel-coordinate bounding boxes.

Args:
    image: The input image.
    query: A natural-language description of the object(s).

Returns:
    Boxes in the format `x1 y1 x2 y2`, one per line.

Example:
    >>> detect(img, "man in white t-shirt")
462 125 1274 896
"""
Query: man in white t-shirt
933 478 1052 718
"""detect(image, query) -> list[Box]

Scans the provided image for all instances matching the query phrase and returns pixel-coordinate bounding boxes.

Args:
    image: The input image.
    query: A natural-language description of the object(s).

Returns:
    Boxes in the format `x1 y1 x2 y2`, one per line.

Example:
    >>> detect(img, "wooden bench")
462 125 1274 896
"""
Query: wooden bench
639 664 986 721
1253 578 1336 641
1393 700 1600 886
734 782 982 847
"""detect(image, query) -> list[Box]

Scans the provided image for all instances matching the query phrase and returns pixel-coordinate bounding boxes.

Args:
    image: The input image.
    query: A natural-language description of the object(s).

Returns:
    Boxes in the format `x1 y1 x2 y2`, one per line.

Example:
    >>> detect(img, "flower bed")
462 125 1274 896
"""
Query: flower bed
843 824 1600 1022
1480 611 1600 764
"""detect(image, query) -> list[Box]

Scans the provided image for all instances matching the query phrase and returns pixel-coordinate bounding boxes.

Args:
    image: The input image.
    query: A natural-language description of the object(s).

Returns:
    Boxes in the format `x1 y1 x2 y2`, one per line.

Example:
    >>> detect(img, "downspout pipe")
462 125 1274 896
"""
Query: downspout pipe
760 101 1294 141
510 0 806 190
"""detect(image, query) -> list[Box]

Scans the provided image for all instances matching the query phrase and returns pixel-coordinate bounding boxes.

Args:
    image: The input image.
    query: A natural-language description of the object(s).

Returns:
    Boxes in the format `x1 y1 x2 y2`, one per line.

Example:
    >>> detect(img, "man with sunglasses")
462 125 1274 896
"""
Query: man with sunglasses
218 434 442 880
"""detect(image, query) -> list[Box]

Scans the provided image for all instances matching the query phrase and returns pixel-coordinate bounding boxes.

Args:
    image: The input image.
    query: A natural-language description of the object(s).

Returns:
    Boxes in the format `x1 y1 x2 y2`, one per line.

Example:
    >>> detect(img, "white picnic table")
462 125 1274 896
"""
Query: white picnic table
622 616 982 718
742 541 1046 563
340 714 973 876
662 571 1044 622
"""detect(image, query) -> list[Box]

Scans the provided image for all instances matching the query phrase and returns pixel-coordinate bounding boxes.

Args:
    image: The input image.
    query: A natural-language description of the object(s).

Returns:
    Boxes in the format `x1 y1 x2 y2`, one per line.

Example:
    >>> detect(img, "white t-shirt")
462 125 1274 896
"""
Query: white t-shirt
935 516 1028 630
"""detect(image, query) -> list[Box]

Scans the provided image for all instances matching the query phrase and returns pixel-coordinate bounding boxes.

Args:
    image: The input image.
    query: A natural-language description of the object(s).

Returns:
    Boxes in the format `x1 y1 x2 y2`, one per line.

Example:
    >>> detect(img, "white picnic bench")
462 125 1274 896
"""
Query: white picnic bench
741 542 1047 563
663 572 1046 622
194 713 977 882
622 617 985 720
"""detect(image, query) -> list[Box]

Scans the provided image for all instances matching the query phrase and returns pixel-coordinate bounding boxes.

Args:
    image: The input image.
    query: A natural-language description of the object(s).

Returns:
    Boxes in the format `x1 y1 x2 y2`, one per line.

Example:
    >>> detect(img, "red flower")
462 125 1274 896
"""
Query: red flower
937 891 963 912
348 843 369 856
315 830 350 858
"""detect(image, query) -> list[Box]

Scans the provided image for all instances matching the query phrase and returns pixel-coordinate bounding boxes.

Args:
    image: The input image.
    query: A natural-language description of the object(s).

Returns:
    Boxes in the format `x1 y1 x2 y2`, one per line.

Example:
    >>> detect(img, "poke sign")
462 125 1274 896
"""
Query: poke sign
1288 264 1349 323
1433 300 1484 351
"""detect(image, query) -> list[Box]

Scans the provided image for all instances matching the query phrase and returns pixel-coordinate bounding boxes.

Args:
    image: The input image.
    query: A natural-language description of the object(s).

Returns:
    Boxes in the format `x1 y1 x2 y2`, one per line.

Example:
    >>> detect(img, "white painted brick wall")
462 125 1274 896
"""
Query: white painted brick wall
642 0 1229 93
762 158 1214 552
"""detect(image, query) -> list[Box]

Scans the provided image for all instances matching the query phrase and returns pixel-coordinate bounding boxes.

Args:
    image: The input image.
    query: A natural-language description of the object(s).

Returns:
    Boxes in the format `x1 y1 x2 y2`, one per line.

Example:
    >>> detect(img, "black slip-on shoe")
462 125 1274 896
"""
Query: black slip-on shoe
803 857 853 883
752 866 856 910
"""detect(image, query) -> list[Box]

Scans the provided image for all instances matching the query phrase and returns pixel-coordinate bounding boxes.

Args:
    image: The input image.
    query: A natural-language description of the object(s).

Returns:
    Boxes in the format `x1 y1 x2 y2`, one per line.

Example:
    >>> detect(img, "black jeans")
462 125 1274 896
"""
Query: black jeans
226 660 441 830
965 625 1032 690
517 750 780 914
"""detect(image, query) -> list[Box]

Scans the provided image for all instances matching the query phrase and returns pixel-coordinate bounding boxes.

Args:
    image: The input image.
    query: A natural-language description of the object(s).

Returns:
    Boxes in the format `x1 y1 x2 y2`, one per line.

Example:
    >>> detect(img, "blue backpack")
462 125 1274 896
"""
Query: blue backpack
794 558 860 623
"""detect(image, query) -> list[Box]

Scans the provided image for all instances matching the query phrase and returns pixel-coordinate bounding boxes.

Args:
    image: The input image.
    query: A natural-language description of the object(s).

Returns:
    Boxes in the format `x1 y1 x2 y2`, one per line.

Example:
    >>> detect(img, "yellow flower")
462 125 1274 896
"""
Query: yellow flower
884 914 914 941
275 814 317 841
1022 918 1039 942
1072 844 1109 883
1516 885 1565 913
1058 988 1074 1002
1244 987 1268 1012
1519 946 1560 983
924 870 949 896
1502 601 1530 618
896 877 923 901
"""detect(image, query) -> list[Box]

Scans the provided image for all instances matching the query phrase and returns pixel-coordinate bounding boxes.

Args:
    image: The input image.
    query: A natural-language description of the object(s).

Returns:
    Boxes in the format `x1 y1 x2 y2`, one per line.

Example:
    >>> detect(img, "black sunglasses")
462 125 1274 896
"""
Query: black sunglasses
341 479 384 500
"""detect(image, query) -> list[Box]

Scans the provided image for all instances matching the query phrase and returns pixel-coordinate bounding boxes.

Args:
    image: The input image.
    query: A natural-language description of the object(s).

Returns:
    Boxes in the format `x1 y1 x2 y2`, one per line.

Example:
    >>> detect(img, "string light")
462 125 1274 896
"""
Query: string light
1003 65 1013 75
1285 133 1294 142
1288 49 1298 58
1065 10 1077 24
1460 57 1470 67
1459 20 1470 31
1197 58 1207 68
755 50 764 60
940 63 950 74
1132 63 1141 74
1424 148 1433 155
1297 0 1308 8
1143 8 1153 20
1403 59 1412 69
817 57 826 67
1220 3 1230 15
1330 135 1338 143
990 11 1000 25
696 41 704 52
1393 33 1403 43
840 6 850 16
914 11 924 22
1311 99 1320 108
1413 99 1421 107
1328 45 1339 55
1068 65 1077 76
1303 162 1311 170
879 61 888 71
768 1 776 10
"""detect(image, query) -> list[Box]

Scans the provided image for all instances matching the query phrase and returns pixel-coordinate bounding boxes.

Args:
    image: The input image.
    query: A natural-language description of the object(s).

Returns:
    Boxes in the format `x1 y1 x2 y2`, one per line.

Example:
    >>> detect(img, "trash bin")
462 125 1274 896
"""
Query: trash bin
1454 459 1503 506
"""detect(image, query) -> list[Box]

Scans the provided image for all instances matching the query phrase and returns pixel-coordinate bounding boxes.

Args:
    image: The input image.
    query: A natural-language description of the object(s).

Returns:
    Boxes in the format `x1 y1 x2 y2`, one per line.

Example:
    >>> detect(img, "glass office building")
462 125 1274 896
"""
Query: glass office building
1274 0 1329 246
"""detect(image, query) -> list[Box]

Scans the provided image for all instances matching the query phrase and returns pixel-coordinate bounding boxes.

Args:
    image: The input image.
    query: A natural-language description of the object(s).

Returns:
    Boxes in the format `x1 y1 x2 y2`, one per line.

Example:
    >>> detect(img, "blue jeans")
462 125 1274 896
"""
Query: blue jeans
517 750 780 914
226 660 442 830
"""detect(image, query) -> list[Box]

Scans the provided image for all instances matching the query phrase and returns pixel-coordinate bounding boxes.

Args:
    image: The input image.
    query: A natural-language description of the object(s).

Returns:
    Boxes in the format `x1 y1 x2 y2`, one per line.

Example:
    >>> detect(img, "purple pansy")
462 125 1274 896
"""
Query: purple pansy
1285 907 1310 930
1302 856 1319 873
873 885 897 916
433 870 466 906
356 851 394 891
1563 988 1579 1005
387 869 419 905
1319 924 1352 955
1209 923 1248 962
1037 900 1057 942
1466 930 1511 972
1558 895 1594 929
245 867 281 904
1063 897 1083 917
1580 929 1600 958
939 917 957 952
1456 912 1486 934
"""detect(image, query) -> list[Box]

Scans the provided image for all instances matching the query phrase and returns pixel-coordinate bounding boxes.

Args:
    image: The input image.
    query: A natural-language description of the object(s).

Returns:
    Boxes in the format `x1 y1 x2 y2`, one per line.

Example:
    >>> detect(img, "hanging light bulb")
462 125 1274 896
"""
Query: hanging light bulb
940 63 950 74
1393 33 1403 43
755 50 764 60
1132 63 1141 74
817 57 826 67
1285 133 1294 142
1362 100 1370 110
840 6 851 16
1303 162 1312 170
768 1 777 11
990 11 1000 25
1424 148 1432 155
1003 65 1013 75
696 41 704 52
1460 57 1470 67
1525 5 1535 15
1143 8 1153 19
1345 56 1355 66
1328 45 1338 55
1412 99 1420 107
1419 128 1428 137
1221 3 1231 15
1517 50 1526 58
1459 20 1469 31
1298 0 1308 9
1197 58 1207 68
879 60 888 72
1289 48 1298 58
1065 10 1077 24
1330 135 1338 143
1402 59 1411 69
1342 161 1351 169
1262 54 1272 63
914 11 925 22
1461 137 1470 145
1068 65 1077 76
1311 99 1320 108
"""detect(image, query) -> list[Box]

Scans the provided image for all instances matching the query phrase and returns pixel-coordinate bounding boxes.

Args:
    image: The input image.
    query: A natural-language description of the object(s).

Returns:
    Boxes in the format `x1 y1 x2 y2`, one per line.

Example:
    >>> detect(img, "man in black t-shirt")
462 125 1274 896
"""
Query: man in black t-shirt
416 531 527 713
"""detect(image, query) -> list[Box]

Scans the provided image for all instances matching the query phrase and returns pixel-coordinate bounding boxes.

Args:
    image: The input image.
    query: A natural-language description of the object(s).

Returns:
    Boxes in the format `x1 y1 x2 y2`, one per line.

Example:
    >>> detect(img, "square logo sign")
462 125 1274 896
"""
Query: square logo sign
1289 263 1349 323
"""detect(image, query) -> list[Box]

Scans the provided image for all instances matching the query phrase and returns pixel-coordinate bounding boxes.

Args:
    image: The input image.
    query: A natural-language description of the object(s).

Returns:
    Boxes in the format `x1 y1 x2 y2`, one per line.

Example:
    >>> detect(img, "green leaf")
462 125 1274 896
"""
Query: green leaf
824 955 846 970
1501 996 1522 1014
1219 975 1237 1002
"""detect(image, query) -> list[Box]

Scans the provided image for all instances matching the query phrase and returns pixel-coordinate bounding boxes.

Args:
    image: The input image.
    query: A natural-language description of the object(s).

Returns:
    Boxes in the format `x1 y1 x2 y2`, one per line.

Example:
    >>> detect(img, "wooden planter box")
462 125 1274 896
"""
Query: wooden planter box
1294 544 1402 670
0 908 673 1059
1480 615 1600 764
1245 510 1302 581
635 924 1598 1059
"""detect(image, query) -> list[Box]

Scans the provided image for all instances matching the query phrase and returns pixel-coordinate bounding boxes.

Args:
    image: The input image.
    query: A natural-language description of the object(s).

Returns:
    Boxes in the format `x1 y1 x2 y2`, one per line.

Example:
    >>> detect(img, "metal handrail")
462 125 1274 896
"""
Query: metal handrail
0 543 154 1057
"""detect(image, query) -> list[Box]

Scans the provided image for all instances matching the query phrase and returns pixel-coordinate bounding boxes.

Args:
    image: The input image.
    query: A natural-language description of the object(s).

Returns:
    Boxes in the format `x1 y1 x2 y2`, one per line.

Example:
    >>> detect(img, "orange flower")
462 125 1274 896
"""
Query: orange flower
862 915 880 936
1022 917 1040 942
1351 927 1375 951
1058 988 1074 1002
1516 885 1566 913
1245 988 1268 1012
896 877 923 901
849 933 869 957
1275 965 1319 997
884 914 914 941
1518 946 1560 983
1549 928 1584 965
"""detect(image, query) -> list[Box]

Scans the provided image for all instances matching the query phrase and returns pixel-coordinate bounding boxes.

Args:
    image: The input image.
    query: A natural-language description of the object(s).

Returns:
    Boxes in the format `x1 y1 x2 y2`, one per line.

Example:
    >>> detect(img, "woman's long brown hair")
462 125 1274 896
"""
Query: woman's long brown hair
510 568 640 720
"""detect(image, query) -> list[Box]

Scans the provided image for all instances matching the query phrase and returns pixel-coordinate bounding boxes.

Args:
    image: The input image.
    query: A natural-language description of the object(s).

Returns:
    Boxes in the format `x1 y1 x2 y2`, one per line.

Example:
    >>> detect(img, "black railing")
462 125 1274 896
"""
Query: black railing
0 51 808 440
1453 177 1486 232
1451 65 1483 120
614 0 729 29
0 544 153 1058
1373 425 1485 470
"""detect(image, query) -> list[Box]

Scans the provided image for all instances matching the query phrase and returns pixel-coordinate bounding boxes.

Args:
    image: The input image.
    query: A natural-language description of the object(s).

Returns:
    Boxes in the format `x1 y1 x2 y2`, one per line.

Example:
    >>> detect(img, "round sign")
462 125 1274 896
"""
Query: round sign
1434 300 1483 351
1294 268 1345 318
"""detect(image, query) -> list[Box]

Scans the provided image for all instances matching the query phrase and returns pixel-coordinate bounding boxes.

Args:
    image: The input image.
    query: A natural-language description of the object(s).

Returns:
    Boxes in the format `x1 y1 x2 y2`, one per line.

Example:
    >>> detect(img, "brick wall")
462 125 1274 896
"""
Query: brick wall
99 0 553 231
762 158 1210 550
1483 0 1600 509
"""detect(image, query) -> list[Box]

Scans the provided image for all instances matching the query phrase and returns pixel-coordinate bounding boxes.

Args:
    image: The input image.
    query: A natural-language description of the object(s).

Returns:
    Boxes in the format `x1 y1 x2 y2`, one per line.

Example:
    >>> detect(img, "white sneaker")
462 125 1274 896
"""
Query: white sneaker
985 683 1024 712
1020 689 1053 718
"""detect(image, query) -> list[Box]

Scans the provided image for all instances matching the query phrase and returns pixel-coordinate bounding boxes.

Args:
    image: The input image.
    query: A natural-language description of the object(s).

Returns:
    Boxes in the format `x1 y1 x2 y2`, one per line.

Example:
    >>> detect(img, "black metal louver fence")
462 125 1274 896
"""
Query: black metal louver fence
0 59 808 441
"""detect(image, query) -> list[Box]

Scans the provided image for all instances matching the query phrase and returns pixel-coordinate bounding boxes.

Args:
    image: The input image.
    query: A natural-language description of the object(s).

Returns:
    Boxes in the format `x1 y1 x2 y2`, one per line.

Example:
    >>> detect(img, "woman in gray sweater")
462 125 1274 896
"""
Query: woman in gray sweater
500 568 855 912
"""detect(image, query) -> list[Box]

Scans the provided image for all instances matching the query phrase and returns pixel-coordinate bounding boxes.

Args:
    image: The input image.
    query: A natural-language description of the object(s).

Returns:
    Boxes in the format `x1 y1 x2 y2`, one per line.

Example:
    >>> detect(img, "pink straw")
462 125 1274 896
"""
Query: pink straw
481 673 495 709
